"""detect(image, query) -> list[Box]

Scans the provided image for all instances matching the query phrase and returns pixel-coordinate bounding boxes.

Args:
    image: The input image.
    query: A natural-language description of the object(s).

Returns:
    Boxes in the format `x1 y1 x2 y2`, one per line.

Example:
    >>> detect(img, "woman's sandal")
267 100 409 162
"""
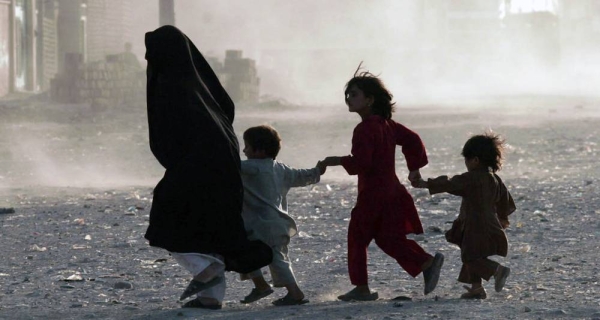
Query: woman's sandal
182 298 222 310
460 286 487 299
272 295 310 306
179 276 224 301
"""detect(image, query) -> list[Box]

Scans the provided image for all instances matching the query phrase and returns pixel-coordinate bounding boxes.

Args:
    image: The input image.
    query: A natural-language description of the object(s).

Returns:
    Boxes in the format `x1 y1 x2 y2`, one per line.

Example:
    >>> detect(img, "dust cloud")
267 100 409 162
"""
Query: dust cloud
3 0 600 189
130 0 600 106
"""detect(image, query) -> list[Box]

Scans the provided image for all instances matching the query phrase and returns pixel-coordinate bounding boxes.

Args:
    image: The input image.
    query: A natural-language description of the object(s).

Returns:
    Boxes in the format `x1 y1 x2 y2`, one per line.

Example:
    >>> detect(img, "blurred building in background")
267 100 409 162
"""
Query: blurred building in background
205 50 260 105
0 0 137 100
415 0 565 79
2 0 598 100
559 0 600 69
49 0 143 106
0 0 60 96
0 0 260 105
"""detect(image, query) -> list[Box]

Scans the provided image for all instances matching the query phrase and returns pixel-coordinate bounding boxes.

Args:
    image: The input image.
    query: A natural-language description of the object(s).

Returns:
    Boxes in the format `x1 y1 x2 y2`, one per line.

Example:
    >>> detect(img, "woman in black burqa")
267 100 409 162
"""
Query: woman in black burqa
144 25 272 309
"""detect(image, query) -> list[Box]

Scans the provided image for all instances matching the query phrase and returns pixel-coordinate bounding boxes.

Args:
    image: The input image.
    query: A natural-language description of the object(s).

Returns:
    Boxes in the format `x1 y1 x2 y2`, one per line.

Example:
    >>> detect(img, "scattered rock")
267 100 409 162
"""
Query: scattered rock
427 226 443 233
65 274 84 281
114 281 133 289
0 207 15 214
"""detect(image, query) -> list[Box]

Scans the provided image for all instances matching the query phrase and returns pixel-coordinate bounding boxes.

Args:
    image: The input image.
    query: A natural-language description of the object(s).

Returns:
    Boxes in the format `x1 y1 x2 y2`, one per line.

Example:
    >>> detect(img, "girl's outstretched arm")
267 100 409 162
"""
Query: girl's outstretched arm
320 156 342 167
427 174 468 196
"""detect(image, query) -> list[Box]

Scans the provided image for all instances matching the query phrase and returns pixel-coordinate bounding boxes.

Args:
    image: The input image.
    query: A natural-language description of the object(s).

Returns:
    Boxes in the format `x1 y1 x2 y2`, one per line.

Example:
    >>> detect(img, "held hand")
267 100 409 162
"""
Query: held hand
316 161 327 175
408 170 422 183
411 178 428 188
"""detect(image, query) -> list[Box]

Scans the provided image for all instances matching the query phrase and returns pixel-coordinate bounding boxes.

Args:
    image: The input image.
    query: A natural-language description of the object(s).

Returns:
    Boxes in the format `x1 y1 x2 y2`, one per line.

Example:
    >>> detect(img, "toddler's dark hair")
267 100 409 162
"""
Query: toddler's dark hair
461 132 505 172
243 125 282 159
345 64 395 119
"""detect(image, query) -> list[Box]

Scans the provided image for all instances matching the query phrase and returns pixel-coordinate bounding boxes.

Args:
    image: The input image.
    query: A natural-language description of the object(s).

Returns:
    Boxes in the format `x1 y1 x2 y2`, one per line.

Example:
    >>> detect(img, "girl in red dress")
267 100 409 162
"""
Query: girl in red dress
319 69 444 301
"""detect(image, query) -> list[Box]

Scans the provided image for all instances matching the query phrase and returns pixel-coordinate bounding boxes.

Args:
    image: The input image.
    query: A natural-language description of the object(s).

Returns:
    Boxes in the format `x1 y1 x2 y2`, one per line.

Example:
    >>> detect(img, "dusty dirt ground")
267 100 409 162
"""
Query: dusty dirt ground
0 95 599 319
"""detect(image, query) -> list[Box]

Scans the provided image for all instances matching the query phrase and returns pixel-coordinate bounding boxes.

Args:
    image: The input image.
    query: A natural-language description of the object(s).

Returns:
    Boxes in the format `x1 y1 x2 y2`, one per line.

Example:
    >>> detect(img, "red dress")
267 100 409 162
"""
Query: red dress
340 115 431 284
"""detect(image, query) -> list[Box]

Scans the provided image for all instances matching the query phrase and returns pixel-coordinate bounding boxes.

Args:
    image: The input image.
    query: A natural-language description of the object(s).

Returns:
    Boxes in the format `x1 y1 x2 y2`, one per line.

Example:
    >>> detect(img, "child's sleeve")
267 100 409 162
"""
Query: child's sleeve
495 175 516 229
394 122 428 171
340 125 374 175
284 165 321 188
427 173 468 197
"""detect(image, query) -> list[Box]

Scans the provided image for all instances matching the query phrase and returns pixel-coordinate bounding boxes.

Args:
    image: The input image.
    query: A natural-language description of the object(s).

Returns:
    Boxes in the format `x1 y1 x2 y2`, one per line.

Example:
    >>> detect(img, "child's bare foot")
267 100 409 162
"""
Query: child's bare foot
285 283 305 301
240 287 274 304
337 286 378 301
460 285 487 299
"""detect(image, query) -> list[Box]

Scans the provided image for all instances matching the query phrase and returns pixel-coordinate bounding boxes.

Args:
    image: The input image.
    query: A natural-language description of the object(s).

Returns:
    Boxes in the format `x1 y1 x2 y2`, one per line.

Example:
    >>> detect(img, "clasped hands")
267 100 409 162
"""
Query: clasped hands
316 156 341 175
315 158 428 189
409 170 428 188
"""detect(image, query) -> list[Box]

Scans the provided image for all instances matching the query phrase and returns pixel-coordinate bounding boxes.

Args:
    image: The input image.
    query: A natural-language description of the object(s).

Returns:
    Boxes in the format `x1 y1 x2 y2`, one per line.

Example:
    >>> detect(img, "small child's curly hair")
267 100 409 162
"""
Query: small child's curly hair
344 63 395 119
243 125 282 159
461 132 505 172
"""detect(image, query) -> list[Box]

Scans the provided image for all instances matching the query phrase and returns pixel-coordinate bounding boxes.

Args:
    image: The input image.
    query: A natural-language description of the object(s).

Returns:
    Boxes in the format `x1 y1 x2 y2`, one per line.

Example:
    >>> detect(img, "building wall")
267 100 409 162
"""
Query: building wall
13 0 37 91
0 0 140 97
85 0 134 63
37 0 58 91
56 0 82 73
0 0 10 96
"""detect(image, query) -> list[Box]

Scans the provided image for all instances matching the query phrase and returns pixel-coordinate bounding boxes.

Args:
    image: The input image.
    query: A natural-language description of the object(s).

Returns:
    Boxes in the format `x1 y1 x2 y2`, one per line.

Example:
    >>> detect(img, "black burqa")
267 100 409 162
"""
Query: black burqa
144 25 271 273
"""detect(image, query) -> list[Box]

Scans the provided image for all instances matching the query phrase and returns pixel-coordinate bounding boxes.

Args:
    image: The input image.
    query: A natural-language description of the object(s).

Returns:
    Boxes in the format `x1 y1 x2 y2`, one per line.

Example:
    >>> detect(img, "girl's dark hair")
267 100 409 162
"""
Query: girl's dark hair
243 125 282 159
344 64 395 119
461 132 505 172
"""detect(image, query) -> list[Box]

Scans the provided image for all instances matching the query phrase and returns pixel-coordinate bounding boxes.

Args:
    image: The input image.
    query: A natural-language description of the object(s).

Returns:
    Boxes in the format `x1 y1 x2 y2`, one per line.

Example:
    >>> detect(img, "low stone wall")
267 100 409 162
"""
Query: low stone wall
50 53 145 108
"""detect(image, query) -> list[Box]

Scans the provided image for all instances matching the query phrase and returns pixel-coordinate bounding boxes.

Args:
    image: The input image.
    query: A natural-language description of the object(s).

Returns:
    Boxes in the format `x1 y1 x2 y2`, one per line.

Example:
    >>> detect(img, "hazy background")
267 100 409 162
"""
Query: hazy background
2 0 600 190
129 0 600 105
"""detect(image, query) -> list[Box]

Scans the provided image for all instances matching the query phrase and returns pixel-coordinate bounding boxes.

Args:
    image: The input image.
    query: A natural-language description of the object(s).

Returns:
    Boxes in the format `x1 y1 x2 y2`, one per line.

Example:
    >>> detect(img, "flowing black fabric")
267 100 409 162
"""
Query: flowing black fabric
144 25 271 273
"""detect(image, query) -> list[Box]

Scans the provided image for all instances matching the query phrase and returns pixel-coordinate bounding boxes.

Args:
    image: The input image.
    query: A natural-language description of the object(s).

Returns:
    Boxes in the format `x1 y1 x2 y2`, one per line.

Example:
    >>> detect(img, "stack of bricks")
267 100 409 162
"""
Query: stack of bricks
222 50 260 105
50 53 144 108
78 54 144 108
